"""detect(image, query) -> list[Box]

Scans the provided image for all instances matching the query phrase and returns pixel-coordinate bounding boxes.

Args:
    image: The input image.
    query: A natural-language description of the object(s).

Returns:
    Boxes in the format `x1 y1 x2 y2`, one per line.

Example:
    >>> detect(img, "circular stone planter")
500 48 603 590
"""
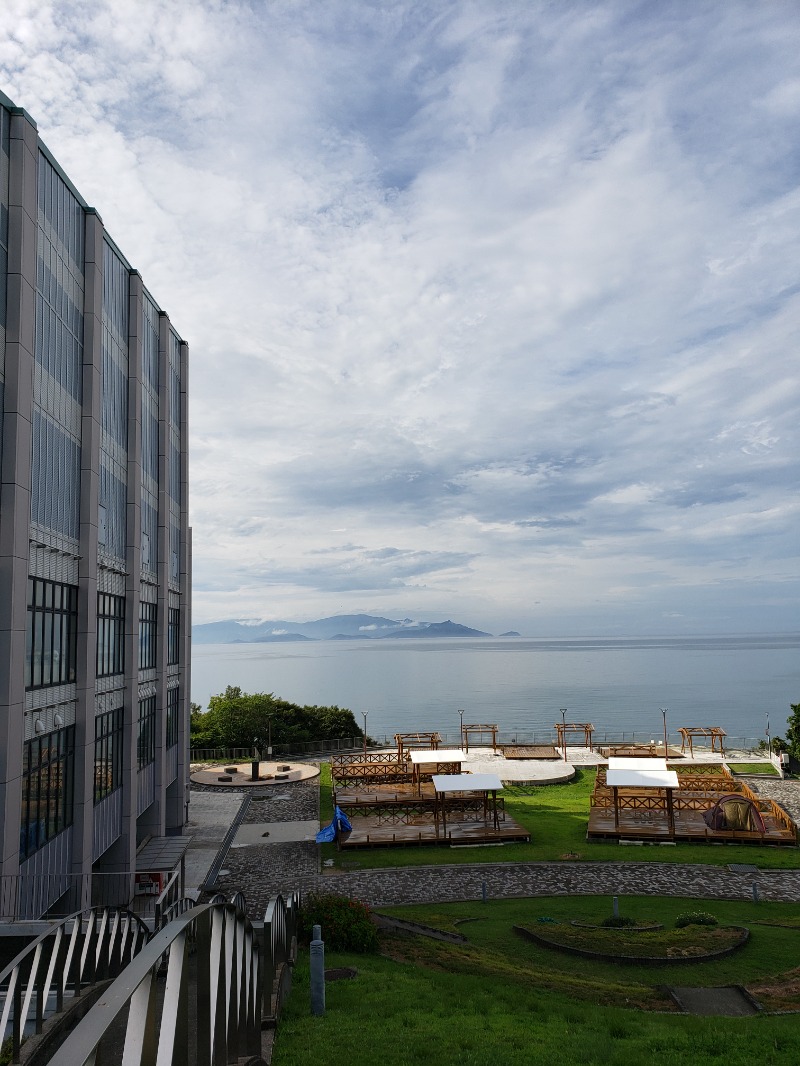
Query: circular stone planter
570 920 664 932
514 924 750 965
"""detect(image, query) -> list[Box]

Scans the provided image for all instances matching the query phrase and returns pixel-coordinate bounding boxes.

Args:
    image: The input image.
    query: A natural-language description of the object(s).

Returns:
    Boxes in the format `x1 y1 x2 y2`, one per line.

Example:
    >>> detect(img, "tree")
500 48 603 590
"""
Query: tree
785 702 800 761
190 687 363 751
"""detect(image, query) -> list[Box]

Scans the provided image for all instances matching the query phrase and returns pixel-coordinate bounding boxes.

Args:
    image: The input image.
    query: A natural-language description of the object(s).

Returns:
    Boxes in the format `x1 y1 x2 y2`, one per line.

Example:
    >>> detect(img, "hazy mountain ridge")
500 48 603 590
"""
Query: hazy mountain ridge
193 614 493 644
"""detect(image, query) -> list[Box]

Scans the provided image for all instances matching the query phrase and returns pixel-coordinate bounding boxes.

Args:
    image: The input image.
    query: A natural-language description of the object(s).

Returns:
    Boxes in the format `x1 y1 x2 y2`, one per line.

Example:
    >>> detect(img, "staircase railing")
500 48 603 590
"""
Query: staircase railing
0 908 151 1063
46 892 299 1066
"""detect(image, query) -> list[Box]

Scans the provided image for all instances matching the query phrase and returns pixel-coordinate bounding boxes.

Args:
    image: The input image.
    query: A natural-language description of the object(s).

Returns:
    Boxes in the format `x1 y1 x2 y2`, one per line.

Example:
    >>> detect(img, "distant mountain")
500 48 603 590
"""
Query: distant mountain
193 614 494 644
386 620 491 638
500 631 521 637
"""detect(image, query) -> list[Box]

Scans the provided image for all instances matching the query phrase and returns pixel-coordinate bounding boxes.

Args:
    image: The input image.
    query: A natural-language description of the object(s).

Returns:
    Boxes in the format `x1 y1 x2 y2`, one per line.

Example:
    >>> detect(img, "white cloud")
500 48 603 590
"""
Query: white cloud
2 0 799 635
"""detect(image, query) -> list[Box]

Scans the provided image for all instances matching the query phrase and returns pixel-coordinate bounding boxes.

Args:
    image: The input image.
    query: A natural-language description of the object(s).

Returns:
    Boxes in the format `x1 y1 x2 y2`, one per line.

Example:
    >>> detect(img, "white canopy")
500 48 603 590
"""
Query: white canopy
432 773 503 793
409 749 464 764
607 756 678 789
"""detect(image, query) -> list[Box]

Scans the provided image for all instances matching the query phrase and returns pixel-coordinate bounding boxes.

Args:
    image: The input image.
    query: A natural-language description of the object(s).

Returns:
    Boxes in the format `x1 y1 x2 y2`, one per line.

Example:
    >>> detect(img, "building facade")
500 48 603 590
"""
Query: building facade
0 93 190 918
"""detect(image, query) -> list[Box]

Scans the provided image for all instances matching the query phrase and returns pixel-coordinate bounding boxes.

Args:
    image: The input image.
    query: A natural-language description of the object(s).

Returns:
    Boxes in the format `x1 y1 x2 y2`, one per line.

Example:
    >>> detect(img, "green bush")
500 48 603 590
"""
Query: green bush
300 892 378 953
675 911 718 928
600 915 636 928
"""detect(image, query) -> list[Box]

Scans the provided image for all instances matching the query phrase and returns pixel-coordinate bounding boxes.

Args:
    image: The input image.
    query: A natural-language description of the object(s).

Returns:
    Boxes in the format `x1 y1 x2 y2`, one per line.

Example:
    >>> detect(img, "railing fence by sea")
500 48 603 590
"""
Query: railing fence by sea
190 730 767 762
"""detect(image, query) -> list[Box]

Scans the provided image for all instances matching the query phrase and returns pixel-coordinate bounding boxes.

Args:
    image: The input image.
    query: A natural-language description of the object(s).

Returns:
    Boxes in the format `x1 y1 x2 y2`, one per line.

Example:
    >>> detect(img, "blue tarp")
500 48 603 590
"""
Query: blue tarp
315 805 353 843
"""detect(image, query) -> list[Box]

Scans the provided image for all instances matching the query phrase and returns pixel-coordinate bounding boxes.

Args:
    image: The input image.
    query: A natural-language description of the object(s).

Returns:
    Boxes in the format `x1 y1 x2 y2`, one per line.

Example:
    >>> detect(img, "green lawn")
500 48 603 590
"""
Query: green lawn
319 766 800 870
728 762 780 776
273 895 800 1066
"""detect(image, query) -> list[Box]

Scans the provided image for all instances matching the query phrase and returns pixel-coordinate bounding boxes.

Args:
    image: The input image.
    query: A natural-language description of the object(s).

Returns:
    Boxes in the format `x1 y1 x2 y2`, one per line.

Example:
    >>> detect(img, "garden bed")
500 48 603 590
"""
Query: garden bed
514 923 749 965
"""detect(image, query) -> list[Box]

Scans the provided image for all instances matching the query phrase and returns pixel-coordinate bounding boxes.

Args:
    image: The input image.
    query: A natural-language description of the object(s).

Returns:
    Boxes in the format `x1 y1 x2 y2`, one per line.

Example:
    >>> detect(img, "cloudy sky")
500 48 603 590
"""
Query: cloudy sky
2 0 799 636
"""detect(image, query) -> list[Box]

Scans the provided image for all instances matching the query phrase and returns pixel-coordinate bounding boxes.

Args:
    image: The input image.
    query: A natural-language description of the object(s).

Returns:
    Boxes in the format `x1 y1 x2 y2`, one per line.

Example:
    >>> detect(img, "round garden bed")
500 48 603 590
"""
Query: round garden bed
514 923 749 965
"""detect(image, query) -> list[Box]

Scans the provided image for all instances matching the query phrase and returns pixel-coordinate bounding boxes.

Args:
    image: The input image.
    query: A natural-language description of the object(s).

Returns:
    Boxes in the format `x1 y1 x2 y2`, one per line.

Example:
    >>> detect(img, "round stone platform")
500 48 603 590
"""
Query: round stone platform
458 748 576 785
190 760 320 787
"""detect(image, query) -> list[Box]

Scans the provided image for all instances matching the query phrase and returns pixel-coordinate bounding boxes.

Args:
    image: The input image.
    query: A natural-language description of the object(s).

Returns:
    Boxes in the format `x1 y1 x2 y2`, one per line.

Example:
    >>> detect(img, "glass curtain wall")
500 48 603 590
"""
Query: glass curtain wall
32 155 84 546
99 243 128 563
140 297 159 578
167 332 181 585
0 105 9 456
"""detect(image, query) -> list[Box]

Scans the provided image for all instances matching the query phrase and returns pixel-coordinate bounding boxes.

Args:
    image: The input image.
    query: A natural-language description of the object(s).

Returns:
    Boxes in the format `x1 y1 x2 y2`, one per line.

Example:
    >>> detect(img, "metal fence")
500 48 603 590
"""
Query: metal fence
47 892 300 1066
0 872 189 923
191 730 767 762
0 907 151 1063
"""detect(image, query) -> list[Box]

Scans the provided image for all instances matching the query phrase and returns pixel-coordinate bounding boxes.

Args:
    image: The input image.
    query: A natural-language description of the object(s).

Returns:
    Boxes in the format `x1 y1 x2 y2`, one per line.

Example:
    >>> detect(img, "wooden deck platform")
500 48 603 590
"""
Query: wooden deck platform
338 817 531 849
587 805 796 845
500 745 560 760
599 744 684 759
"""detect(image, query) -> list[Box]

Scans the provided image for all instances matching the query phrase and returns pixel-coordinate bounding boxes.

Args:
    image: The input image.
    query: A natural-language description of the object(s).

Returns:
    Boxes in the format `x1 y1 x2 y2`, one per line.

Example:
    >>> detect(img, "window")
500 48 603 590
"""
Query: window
26 578 78 689
20 726 75 859
94 709 123 804
138 601 157 670
137 696 156 770
97 593 125 677
167 607 180 666
166 687 180 749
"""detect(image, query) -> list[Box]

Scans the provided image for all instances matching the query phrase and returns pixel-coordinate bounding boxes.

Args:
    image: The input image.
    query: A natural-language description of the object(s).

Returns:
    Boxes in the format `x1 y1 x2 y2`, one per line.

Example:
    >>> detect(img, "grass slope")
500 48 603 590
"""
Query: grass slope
274 896 800 1066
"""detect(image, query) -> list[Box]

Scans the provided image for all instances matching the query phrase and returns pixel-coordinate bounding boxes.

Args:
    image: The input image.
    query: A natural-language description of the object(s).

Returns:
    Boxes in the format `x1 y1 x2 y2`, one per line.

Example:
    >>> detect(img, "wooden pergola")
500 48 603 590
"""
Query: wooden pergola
432 773 503 834
394 732 442 759
554 721 594 749
461 723 498 753
408 749 464 794
606 757 680 839
678 726 726 757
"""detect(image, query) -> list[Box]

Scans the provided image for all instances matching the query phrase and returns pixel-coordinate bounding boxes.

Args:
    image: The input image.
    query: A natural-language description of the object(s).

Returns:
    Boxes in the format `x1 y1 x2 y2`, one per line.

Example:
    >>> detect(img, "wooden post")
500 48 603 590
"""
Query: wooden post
666 787 675 839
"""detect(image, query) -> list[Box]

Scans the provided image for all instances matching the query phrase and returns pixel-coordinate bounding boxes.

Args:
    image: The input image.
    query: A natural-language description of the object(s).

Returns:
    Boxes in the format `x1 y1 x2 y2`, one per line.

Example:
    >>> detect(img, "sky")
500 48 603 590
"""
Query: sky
2 0 799 637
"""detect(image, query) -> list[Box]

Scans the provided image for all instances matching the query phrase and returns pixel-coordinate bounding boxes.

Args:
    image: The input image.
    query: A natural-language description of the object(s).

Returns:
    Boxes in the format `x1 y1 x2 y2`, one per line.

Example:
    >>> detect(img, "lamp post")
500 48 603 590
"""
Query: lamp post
661 708 668 758
560 708 567 762
267 714 273 761
766 711 771 756
362 711 368 757
458 708 464 748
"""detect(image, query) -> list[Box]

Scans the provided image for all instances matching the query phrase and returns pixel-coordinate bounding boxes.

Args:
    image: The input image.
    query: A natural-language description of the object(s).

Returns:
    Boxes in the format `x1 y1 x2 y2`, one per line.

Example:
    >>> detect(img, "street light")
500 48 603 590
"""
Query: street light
267 714 273 760
660 708 668 758
766 711 771 755
362 711 369 757
560 708 567 762
458 708 464 748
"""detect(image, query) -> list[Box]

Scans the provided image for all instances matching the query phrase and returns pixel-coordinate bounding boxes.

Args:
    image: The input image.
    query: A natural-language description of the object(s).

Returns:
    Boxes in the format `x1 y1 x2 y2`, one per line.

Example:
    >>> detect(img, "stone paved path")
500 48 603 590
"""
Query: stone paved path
189 775 800 922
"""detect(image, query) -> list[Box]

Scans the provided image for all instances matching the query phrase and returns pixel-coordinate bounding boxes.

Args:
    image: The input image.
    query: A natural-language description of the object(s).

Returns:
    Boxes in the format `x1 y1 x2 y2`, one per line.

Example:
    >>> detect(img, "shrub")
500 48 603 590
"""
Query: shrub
299 892 378 953
601 915 636 928
675 911 718 928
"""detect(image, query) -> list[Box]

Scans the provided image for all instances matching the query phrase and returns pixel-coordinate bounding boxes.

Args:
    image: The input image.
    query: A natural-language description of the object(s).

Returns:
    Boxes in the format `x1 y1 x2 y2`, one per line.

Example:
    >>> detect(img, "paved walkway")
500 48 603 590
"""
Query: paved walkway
185 772 800 922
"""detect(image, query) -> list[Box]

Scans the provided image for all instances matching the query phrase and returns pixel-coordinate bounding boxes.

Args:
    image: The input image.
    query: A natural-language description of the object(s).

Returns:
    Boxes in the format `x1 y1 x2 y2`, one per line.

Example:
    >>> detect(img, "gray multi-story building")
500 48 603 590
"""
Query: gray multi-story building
0 92 190 918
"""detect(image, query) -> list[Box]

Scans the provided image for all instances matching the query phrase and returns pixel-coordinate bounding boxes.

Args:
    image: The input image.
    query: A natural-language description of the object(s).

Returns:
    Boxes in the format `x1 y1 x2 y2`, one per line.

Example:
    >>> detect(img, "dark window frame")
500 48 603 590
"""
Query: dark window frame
137 696 156 770
166 687 180 749
94 708 123 804
20 725 75 859
26 577 78 690
138 601 157 670
96 592 125 677
167 607 180 666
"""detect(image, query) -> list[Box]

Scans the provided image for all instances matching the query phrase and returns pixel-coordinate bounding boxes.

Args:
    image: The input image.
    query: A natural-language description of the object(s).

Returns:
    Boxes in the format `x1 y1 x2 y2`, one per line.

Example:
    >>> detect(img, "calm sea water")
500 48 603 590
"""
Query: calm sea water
190 634 800 747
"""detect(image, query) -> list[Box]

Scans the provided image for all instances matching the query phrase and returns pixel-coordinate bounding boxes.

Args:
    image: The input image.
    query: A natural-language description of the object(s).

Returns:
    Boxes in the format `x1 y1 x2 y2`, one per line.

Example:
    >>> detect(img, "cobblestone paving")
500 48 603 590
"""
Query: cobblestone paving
189 777 800 921
737 777 800 825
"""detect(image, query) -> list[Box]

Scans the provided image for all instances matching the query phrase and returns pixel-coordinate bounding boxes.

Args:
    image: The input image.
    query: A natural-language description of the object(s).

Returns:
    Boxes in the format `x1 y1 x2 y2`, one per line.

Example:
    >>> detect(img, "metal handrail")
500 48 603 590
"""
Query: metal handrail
47 893 299 1066
0 907 151 1062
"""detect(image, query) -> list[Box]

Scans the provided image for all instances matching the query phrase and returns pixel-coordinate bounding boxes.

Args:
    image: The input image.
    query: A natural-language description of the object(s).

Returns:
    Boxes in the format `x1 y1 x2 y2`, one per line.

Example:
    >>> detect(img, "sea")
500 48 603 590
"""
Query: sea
190 634 800 749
